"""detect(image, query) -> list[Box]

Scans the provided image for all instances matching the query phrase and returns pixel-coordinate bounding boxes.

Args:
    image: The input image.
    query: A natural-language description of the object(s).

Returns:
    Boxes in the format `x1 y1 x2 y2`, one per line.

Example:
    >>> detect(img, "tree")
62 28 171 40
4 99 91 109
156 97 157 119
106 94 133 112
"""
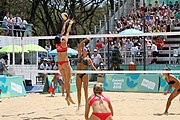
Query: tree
29 0 106 35
0 0 107 48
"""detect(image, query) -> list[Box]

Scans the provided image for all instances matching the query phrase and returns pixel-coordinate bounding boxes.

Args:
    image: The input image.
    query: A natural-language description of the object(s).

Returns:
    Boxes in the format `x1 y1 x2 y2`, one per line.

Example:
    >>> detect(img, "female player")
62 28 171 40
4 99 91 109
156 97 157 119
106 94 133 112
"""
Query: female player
162 67 180 114
76 38 96 109
55 19 75 106
85 84 114 120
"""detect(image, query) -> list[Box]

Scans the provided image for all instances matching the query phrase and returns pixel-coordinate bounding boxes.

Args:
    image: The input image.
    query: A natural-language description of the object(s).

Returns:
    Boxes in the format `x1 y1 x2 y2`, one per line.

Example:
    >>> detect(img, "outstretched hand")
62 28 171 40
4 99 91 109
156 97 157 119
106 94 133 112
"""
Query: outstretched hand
69 19 75 25
65 19 70 23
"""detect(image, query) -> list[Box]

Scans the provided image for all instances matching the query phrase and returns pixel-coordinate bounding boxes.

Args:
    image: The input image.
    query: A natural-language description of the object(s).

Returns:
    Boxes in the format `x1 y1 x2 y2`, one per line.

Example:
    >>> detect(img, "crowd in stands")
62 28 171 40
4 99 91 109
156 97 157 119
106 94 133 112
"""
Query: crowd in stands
95 1 180 64
38 1 180 72
1 11 28 37
5 1 179 71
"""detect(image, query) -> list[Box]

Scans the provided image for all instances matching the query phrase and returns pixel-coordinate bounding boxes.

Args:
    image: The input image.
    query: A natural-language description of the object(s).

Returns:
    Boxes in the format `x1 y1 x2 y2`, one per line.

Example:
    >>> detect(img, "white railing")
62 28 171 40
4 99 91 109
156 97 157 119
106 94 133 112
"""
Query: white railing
89 46 180 65
90 0 130 50
0 21 33 37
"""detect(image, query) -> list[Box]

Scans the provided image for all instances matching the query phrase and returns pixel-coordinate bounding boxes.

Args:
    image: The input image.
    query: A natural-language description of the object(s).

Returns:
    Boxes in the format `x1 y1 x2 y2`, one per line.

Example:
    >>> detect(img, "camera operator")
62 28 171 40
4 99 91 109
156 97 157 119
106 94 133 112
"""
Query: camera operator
109 46 121 70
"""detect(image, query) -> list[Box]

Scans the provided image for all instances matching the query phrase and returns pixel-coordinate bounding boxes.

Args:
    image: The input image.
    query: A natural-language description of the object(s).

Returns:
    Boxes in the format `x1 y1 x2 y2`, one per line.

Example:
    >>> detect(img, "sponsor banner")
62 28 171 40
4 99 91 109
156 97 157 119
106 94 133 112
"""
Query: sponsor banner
0 76 26 98
103 74 159 92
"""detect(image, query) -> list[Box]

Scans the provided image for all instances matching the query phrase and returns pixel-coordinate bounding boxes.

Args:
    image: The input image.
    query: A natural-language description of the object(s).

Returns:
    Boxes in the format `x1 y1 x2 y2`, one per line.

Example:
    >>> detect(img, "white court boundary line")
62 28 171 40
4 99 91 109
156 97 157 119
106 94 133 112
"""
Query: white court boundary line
1 31 180 40
17 70 180 74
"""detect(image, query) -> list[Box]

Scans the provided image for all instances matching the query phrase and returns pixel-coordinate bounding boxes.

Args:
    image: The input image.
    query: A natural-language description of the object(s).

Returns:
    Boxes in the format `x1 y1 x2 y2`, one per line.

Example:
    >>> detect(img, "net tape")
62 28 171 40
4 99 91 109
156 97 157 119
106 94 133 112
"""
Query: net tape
17 70 180 74
1 31 180 40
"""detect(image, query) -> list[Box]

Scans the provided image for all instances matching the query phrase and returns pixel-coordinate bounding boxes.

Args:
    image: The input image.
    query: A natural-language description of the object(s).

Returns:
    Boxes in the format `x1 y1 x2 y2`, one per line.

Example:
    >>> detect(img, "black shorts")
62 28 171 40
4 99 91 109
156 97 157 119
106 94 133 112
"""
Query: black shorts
152 51 158 57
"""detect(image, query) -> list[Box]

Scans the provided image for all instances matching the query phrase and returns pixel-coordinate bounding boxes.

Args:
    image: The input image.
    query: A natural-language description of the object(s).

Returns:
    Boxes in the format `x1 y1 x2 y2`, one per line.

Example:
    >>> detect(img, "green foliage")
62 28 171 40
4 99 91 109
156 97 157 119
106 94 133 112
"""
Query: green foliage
0 0 106 48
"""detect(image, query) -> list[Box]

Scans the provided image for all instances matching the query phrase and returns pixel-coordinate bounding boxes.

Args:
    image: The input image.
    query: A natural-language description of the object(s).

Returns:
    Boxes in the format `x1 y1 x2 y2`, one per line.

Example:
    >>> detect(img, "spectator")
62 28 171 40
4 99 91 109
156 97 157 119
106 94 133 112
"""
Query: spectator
95 40 103 50
166 17 171 32
39 59 48 70
90 49 102 81
156 37 164 53
97 63 106 83
110 46 121 70
150 40 158 64
154 1 159 8
91 49 102 68
169 1 174 10
39 59 48 83
47 59 52 70
174 1 179 11
8 13 14 36
114 18 121 32
125 39 134 51
51 61 58 70
12 13 22 37
21 16 28 37
178 45 180 64
0 55 8 75
45 41 52 52
2 11 10 36
175 9 180 25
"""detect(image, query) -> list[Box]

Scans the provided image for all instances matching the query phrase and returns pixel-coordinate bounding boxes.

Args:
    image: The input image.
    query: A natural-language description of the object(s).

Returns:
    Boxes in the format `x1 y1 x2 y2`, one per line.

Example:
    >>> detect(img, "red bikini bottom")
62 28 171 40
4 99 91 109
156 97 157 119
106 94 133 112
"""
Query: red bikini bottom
92 112 111 120
58 60 69 66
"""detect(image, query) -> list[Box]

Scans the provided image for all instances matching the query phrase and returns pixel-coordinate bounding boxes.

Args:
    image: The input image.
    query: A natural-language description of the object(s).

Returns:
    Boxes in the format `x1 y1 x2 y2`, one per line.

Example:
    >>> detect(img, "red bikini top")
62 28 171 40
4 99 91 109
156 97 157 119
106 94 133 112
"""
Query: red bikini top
56 43 68 52
89 94 110 106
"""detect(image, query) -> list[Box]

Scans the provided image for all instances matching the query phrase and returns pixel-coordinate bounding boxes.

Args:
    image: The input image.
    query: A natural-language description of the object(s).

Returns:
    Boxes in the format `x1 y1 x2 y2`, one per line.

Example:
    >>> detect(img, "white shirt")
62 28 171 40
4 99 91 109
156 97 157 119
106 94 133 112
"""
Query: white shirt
91 54 102 66
12 17 22 26
3 16 10 24
0 58 6 64
151 44 158 52
47 64 52 70
40 63 48 70
21 19 28 28
52 64 58 70
45 45 52 52
0 58 6 71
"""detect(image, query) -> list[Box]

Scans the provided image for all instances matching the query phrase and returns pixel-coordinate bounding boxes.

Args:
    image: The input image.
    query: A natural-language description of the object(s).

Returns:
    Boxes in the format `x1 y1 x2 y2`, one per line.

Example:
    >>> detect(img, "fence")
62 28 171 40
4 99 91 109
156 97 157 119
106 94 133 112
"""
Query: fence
0 21 33 37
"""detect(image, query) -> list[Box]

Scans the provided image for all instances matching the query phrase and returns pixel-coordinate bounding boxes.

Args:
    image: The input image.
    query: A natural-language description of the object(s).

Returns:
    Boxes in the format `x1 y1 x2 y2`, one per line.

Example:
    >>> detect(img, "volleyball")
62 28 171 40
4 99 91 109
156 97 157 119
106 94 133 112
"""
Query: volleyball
60 12 68 21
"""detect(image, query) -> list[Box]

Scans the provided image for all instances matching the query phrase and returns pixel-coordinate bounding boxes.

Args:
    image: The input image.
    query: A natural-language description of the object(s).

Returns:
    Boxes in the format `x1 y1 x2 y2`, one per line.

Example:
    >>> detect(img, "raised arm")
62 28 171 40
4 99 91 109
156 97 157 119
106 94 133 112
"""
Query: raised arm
65 20 74 40
60 20 69 36
78 38 91 57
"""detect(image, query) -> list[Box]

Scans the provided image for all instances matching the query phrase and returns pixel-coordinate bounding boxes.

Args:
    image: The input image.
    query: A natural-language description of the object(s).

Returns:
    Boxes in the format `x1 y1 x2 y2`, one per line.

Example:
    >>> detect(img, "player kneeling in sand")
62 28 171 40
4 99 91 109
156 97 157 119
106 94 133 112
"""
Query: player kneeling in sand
85 84 114 120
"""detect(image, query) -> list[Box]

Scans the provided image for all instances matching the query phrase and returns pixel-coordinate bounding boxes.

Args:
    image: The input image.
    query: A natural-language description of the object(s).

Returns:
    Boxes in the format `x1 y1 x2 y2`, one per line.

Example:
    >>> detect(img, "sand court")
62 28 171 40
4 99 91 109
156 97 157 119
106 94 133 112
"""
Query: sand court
0 89 180 120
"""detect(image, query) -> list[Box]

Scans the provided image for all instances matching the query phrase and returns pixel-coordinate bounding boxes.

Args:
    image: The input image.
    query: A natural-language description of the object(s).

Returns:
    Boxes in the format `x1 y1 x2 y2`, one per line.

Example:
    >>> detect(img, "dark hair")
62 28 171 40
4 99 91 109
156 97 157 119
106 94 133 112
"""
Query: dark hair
3 55 8 60
55 34 61 44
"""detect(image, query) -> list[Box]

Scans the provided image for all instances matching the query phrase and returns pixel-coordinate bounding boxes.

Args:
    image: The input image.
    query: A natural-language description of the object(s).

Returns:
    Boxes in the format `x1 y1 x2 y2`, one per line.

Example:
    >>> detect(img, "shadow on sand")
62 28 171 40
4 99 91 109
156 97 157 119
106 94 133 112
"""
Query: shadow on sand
154 112 180 116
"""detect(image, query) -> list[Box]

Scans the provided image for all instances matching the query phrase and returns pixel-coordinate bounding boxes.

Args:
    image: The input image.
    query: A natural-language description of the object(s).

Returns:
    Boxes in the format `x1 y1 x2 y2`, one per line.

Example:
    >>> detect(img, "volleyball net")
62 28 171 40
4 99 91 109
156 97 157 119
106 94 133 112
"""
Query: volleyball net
0 32 180 85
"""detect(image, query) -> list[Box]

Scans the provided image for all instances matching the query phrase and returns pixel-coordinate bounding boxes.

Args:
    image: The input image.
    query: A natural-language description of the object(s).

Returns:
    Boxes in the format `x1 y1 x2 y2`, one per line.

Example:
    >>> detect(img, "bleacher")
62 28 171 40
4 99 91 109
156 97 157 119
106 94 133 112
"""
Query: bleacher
158 26 180 64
